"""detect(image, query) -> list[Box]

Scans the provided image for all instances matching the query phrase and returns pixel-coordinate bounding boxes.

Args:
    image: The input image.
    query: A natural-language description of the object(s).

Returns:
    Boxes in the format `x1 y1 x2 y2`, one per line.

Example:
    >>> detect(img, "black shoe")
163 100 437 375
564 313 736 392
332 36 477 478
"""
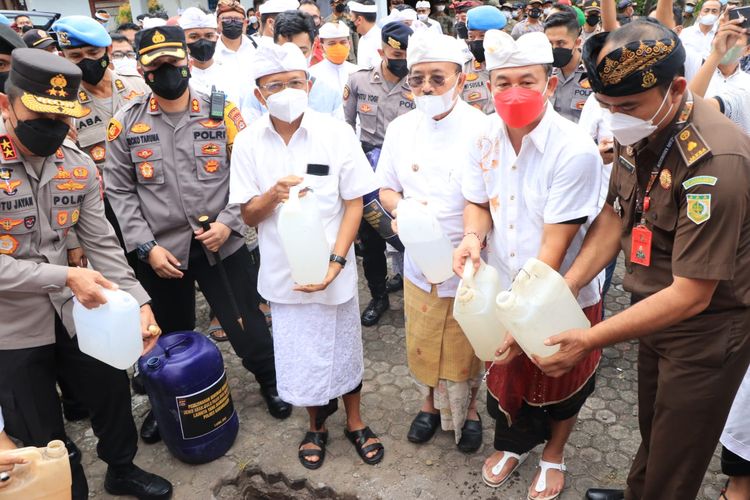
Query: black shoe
62 399 88 422
361 295 389 327
585 489 625 500
407 411 440 444
140 410 161 444
260 386 292 420
386 274 403 293
457 416 482 454
132 372 147 395
104 464 172 500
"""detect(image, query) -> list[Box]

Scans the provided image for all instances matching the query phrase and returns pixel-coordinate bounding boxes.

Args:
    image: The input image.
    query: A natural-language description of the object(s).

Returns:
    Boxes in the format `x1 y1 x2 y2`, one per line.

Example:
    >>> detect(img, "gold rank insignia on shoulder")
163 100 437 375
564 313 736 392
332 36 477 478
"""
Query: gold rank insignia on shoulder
675 124 711 168
0 135 18 161
115 79 125 91
78 90 91 103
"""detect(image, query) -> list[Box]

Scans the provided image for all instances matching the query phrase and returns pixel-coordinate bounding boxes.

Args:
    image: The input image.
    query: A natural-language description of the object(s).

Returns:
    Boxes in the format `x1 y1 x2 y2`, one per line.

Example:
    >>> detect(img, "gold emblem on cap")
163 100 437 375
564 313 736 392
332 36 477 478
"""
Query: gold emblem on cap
387 36 401 50
152 31 166 44
641 70 656 89
47 74 68 97
57 32 69 45
592 1 598 6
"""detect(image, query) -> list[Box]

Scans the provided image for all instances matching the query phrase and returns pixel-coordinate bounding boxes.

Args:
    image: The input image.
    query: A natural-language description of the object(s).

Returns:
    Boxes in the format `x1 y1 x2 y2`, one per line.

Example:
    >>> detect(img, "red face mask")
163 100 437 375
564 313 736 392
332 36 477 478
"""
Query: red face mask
493 86 546 128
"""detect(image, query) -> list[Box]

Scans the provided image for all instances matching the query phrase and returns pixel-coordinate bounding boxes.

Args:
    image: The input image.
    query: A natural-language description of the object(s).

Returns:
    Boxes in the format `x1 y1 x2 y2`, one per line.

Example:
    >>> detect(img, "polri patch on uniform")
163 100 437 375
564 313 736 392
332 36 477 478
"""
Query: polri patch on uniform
686 193 711 224
106 118 123 142
201 143 221 155
199 119 222 129
0 234 18 254
2 180 21 195
359 103 372 113
0 136 18 161
343 85 350 101
56 180 86 191
0 217 21 231
139 162 155 179
53 167 71 179
0 167 10 180
90 145 105 162
72 167 88 179
149 97 159 113
204 160 220 173
618 155 635 173
676 124 711 168
659 169 672 190
56 210 68 226
191 99 200 113
136 149 154 160
227 107 246 131
23 215 35 229
114 79 125 91
55 148 64 160
682 175 717 190
72 209 80 224
131 122 151 133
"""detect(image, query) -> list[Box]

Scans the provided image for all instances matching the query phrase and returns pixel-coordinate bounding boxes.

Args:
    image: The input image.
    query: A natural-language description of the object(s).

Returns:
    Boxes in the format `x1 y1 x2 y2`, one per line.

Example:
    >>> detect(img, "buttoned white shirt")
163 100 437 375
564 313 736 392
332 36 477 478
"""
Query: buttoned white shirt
215 36 257 99
377 100 489 297
356 25 382 69
189 59 245 105
310 59 360 95
705 64 750 100
462 104 603 308
229 110 378 305
717 84 750 135
680 23 717 60
579 93 613 208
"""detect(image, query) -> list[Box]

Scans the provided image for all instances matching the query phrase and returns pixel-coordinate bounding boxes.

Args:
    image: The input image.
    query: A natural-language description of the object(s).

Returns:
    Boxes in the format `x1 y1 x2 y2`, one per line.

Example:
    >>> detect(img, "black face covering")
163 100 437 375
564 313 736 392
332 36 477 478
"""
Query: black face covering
221 18 245 40
0 71 8 93
187 39 217 62
78 54 109 85
11 106 69 157
586 14 600 26
468 40 485 63
529 8 542 18
455 21 468 39
386 57 408 78
144 64 191 100
552 47 574 68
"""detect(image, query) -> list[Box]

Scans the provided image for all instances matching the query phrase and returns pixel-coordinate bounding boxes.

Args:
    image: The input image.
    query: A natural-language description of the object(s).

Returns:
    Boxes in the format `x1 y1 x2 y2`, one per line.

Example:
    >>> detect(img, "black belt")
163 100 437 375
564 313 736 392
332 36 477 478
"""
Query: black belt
360 142 381 153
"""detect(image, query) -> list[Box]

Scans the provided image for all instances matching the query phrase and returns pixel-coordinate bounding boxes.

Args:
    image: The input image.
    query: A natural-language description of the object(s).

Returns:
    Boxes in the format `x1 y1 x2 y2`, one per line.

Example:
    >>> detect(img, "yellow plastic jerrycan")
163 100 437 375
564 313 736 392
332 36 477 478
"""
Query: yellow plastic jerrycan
0 440 71 500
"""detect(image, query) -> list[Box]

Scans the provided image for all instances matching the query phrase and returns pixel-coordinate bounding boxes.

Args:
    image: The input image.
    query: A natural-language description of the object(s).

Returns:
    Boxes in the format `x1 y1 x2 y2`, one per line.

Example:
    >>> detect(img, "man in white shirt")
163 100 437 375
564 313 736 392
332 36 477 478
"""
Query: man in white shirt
455 30 603 498
705 33 750 98
679 0 720 58
416 1 444 33
310 22 360 96
257 0 302 40
229 42 384 471
349 0 381 68
378 30 488 454
214 0 258 94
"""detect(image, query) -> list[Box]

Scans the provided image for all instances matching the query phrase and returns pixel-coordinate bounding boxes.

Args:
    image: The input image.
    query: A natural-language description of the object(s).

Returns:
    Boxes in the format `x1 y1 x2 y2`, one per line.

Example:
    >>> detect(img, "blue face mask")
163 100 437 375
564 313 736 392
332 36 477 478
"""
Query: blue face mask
721 45 745 65
719 0 728 6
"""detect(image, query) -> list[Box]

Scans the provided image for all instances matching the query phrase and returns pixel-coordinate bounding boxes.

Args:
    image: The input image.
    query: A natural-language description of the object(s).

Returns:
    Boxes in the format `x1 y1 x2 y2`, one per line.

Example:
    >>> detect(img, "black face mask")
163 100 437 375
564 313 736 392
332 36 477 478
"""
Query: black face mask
0 71 8 93
187 39 217 62
221 18 245 40
11 107 69 157
334 2 347 13
144 64 191 100
585 14 600 26
78 54 109 85
455 21 468 39
468 40 485 63
552 47 574 68
529 8 542 18
386 57 408 78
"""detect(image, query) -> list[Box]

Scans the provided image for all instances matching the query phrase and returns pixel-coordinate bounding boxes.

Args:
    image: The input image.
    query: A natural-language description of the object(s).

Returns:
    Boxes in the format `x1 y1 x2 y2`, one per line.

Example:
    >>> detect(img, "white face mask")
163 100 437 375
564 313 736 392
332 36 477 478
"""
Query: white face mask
249 15 258 24
543 7 552 15
414 80 458 119
113 57 137 75
265 88 308 123
418 13 429 21
603 84 674 145
437 4 446 11
699 13 718 26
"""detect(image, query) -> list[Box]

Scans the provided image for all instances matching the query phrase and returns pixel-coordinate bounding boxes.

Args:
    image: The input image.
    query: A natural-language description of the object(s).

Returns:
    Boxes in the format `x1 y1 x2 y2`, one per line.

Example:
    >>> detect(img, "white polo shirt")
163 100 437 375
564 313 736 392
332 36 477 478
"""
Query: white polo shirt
356 25 382 69
189 59 245 106
229 110 378 305
377 100 489 297
214 35 257 101
705 65 750 100
462 104 603 309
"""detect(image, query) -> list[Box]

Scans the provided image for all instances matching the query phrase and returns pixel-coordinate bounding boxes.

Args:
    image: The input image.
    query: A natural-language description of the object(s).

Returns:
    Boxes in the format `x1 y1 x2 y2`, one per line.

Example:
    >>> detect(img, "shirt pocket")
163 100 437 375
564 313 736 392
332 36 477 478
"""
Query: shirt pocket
357 101 378 136
193 141 228 182
644 191 678 251
614 170 637 230
130 146 165 185
0 209 38 258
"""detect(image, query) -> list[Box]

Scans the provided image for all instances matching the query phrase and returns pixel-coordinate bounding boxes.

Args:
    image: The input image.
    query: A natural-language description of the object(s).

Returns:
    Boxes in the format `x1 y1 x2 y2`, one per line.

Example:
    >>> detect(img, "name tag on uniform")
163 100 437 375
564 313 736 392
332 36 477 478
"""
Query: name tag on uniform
630 225 652 267
307 164 329 176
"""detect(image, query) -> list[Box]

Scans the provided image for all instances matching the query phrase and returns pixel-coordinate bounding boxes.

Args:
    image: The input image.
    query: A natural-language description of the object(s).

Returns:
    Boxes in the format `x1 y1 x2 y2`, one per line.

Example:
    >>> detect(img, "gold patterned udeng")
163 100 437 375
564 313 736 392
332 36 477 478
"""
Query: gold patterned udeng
599 39 675 86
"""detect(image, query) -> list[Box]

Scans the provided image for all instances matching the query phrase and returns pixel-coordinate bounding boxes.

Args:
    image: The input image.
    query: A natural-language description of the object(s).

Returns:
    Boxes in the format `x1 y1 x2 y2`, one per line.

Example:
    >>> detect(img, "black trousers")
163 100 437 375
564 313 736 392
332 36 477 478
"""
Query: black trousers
487 375 596 454
358 219 387 297
137 239 276 386
0 317 138 498
722 446 750 476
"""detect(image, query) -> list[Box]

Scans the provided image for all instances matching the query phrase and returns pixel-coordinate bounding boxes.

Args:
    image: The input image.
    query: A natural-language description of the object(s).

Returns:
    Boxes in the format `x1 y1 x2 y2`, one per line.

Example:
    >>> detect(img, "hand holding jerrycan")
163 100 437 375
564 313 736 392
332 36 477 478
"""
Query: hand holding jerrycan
396 198 454 284
494 258 590 359
453 259 509 361
72 288 142 370
278 184 330 285
0 440 71 500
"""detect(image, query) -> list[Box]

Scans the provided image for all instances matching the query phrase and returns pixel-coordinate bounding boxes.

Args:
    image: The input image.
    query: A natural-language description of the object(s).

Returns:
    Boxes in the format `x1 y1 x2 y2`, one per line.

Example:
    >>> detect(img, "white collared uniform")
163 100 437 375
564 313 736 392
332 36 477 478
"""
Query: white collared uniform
357 25 382 68
190 59 244 105
705 65 750 100
679 23 716 60
310 59 360 95
462 105 603 308
377 100 489 297
214 36 257 104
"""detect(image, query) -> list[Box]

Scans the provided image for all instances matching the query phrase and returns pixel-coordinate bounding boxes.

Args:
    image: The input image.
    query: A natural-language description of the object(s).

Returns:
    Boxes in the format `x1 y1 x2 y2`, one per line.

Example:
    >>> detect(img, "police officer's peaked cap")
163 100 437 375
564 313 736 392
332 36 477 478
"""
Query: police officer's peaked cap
52 15 112 49
7 48 86 118
22 29 56 50
0 24 25 55
467 5 507 31
135 26 187 66
381 21 413 50
583 0 602 11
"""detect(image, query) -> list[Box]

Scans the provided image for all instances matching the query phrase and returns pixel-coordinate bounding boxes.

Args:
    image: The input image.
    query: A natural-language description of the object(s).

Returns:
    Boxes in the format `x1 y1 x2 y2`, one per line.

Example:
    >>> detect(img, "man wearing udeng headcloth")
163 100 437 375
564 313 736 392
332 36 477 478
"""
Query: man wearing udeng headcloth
532 19 750 500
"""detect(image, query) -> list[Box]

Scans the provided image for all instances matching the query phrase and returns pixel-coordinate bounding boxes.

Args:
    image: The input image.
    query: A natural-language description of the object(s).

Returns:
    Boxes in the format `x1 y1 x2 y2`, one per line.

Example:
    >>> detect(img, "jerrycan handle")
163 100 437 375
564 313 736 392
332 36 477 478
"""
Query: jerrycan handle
163 335 192 357
286 184 303 210
462 260 476 287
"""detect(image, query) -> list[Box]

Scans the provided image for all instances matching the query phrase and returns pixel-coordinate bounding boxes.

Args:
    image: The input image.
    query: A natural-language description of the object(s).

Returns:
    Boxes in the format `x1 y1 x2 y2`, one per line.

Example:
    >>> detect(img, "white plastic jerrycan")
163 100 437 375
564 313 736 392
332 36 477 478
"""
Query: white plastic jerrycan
72 288 142 370
453 259 509 361
494 258 590 359
277 185 330 285
396 198 454 284
0 440 71 500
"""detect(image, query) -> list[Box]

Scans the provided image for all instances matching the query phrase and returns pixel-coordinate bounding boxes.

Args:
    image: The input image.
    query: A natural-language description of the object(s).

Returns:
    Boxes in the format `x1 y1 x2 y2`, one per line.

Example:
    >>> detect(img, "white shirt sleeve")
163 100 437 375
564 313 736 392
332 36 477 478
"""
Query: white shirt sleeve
228 129 262 205
338 126 379 200
0 405 4 433
544 149 602 224
375 125 404 193
461 132 491 204
720 86 750 135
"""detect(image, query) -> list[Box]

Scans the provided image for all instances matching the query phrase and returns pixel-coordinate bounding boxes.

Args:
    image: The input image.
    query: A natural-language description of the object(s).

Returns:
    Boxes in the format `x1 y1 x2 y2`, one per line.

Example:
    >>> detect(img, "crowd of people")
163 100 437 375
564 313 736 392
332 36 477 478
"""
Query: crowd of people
0 0 749 499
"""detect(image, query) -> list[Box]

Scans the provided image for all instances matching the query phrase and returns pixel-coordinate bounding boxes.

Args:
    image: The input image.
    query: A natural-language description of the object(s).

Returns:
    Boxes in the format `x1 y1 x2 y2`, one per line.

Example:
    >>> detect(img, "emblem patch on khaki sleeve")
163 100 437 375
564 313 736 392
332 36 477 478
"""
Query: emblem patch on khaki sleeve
686 193 711 224
682 175 718 190
106 118 123 142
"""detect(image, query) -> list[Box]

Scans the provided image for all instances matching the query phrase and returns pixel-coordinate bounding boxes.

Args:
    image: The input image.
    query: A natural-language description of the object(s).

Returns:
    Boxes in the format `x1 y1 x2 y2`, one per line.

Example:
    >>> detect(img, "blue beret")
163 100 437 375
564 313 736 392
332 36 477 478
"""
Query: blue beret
467 5 507 31
52 15 112 49
0 14 10 26
381 21 414 50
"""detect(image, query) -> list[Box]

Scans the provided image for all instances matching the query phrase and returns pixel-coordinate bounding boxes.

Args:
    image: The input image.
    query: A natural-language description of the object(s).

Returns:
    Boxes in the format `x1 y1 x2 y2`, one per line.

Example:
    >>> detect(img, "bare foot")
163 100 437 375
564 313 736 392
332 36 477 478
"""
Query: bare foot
483 451 520 486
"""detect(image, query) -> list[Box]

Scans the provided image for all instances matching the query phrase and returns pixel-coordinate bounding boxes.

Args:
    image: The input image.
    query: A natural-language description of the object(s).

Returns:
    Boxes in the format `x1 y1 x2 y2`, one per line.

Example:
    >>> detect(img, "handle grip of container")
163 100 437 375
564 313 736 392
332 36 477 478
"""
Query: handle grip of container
462 259 476 286
163 336 192 357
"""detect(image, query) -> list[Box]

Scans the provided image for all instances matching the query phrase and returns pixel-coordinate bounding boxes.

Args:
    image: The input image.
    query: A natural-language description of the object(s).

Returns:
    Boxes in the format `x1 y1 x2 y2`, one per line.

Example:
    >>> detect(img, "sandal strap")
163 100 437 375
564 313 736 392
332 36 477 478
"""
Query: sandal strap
301 431 328 448
534 459 566 493
348 426 377 446
491 451 527 476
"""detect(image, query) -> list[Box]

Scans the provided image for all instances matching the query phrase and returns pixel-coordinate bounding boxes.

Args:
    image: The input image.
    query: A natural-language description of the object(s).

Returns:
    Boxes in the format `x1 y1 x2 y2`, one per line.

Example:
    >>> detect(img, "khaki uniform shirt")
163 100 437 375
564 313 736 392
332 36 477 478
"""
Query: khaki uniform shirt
462 59 494 115
344 66 416 147
75 72 147 169
104 90 248 267
551 63 592 124
0 125 149 350
607 96 750 314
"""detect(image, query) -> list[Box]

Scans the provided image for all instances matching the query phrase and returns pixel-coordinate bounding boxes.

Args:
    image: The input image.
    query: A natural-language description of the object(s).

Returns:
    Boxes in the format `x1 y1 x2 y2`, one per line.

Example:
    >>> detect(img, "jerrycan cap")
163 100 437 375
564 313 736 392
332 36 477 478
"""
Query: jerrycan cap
146 357 162 369
46 440 68 458
495 290 516 310
456 286 475 304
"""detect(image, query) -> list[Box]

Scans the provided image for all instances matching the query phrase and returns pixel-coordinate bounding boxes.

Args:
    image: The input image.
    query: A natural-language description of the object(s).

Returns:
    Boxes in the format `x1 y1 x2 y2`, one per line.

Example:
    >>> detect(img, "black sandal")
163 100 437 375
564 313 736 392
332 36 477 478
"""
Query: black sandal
344 426 384 465
298 431 328 470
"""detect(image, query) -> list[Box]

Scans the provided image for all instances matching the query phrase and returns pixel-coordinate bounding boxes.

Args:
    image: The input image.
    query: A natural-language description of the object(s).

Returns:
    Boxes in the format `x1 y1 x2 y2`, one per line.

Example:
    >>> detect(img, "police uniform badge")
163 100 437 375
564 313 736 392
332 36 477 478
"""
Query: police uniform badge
0 218 21 231
90 145 105 162
675 124 711 168
1 180 20 196
0 234 18 255
114 79 125 91
106 118 123 142
131 122 151 134
47 74 68 97
0 136 18 161
686 193 710 224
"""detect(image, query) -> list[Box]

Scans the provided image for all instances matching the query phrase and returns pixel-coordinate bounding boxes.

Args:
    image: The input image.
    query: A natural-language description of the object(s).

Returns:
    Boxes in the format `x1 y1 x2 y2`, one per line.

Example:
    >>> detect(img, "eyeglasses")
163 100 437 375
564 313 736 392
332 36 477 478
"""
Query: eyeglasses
112 51 137 60
259 78 308 94
407 72 459 89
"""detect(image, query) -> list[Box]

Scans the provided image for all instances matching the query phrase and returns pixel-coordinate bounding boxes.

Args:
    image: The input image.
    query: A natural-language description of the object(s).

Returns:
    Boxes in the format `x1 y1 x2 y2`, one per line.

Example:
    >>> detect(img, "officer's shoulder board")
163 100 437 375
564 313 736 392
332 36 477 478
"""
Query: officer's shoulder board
223 101 246 146
675 123 712 169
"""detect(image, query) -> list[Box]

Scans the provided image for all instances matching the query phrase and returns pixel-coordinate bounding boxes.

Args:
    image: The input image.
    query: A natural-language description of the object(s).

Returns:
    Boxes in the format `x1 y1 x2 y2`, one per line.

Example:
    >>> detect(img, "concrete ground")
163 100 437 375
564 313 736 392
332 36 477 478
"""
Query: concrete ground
67 256 728 499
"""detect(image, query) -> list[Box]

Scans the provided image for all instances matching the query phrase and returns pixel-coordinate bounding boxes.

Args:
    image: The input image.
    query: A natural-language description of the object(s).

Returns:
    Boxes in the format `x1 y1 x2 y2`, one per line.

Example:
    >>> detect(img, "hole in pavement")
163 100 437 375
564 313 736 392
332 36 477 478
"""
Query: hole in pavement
216 466 359 500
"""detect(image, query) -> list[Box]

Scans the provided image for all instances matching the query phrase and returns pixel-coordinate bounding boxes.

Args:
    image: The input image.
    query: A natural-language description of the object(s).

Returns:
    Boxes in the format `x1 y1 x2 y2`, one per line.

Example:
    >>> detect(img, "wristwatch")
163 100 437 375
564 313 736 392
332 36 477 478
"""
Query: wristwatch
329 254 347 267
136 240 158 262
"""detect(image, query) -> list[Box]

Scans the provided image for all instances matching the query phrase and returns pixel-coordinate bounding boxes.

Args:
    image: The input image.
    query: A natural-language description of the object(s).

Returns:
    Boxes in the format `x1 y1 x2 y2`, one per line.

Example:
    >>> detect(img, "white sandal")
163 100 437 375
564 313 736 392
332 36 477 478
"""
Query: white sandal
527 459 567 500
481 451 529 488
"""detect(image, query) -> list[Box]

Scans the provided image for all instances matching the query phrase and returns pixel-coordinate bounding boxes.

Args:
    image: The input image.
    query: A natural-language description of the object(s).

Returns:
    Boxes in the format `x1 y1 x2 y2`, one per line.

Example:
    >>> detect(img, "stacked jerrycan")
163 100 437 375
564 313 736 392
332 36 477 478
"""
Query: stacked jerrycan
0 440 71 499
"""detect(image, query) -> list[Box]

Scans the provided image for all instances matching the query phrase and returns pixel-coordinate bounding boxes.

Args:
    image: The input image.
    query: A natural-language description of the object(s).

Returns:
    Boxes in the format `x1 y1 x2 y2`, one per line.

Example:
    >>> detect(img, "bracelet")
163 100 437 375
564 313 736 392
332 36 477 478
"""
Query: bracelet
329 254 347 267
464 232 486 249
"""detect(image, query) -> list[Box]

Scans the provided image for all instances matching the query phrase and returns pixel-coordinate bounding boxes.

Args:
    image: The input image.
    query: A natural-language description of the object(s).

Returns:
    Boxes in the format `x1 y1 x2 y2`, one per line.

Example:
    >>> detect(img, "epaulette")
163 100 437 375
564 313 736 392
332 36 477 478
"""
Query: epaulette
675 123 712 169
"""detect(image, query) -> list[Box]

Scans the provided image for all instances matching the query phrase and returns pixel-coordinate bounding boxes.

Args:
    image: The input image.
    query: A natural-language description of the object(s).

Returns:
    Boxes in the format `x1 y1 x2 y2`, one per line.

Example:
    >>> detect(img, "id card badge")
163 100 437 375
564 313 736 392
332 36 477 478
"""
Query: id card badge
630 225 653 267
